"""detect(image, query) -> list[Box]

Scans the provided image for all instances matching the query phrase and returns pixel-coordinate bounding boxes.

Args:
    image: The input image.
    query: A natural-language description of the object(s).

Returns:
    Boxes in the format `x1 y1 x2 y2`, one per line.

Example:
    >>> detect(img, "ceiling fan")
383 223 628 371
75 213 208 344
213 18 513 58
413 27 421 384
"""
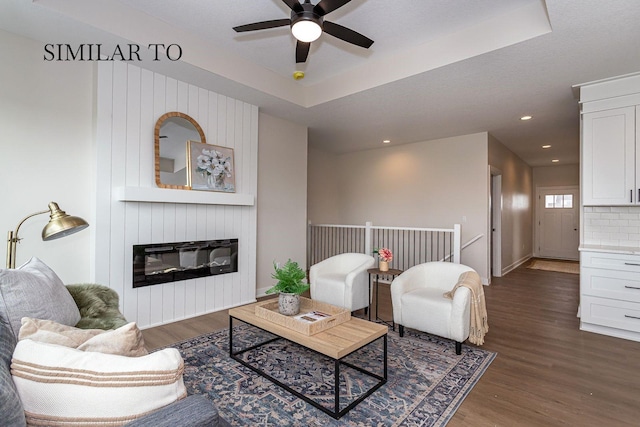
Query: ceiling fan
233 0 374 63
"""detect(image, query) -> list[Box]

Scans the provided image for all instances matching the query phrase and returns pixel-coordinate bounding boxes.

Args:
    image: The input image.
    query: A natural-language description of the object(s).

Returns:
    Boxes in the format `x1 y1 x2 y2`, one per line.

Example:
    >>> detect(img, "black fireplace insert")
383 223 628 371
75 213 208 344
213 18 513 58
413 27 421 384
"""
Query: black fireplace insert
133 239 238 288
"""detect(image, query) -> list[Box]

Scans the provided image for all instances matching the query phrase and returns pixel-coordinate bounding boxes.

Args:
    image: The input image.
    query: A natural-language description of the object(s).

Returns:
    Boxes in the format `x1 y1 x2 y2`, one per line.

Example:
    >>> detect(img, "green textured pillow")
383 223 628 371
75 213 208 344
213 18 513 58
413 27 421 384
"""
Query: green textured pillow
66 283 128 330
0 257 81 339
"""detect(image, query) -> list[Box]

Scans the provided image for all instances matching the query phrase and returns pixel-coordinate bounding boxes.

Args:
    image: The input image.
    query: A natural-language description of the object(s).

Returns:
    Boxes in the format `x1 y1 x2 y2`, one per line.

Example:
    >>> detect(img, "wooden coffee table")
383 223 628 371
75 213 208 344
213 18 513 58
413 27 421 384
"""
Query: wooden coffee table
229 301 388 419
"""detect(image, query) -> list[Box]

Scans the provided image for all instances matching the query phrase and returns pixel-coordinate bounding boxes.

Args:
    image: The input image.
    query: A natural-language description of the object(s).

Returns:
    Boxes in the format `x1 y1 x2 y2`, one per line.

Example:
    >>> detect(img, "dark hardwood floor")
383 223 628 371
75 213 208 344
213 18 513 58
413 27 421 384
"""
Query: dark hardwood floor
142 262 640 426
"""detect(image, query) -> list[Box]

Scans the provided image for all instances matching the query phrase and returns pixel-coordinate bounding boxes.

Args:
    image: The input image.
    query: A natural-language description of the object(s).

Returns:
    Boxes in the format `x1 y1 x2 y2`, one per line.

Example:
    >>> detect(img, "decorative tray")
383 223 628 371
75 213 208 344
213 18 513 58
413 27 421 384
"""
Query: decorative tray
255 296 351 336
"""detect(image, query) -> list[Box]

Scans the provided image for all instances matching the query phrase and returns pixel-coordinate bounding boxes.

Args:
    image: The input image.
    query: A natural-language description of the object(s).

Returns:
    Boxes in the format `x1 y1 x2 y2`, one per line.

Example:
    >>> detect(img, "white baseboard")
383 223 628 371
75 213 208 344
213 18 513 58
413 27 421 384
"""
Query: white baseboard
580 322 640 343
501 254 532 276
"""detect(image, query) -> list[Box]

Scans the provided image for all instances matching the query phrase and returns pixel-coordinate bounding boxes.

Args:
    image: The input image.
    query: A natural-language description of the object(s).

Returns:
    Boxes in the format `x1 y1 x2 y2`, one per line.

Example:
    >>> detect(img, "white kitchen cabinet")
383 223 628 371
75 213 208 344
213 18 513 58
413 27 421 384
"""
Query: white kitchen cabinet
578 72 640 206
582 106 637 205
580 249 640 342
577 73 640 342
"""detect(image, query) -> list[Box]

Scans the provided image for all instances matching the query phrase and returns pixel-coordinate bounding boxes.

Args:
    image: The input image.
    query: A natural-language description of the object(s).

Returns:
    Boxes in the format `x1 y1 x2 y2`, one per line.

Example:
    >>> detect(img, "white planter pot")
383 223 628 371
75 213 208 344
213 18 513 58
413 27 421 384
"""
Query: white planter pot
278 292 300 316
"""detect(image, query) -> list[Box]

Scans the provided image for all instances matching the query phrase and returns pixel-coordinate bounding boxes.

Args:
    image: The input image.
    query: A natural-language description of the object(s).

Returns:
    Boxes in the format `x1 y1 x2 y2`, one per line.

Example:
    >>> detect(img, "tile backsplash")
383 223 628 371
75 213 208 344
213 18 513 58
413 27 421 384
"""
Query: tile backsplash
583 206 640 247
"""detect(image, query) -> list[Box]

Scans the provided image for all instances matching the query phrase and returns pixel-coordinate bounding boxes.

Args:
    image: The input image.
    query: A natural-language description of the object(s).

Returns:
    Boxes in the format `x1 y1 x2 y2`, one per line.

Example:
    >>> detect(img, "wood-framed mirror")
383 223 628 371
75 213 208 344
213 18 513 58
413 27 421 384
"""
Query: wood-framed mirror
154 112 206 189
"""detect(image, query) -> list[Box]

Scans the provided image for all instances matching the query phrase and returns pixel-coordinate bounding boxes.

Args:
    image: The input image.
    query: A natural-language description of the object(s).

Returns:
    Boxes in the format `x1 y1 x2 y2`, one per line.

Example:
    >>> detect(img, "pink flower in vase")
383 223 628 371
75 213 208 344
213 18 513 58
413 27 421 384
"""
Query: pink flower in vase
378 248 393 262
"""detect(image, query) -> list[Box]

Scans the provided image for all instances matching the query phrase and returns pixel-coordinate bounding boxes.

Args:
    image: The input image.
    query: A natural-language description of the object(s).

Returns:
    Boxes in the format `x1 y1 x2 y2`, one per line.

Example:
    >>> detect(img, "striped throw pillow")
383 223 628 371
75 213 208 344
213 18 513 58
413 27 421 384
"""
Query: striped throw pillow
11 339 186 426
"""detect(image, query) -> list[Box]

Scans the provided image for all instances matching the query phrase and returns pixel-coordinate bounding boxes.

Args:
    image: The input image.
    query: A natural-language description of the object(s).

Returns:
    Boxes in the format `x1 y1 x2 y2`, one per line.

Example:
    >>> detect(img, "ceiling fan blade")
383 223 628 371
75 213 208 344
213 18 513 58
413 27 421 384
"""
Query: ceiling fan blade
314 0 351 16
296 41 311 63
323 21 374 48
282 0 303 13
233 19 290 33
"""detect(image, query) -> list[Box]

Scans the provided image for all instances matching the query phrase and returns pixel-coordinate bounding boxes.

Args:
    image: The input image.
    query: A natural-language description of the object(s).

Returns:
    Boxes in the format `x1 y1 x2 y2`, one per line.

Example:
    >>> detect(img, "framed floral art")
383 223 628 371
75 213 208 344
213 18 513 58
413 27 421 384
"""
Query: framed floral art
187 141 235 192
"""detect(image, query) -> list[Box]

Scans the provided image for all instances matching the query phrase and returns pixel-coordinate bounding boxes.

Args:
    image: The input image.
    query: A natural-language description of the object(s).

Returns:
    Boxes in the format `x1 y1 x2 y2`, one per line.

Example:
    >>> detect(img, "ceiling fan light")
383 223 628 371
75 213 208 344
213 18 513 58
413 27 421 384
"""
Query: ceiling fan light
291 20 322 43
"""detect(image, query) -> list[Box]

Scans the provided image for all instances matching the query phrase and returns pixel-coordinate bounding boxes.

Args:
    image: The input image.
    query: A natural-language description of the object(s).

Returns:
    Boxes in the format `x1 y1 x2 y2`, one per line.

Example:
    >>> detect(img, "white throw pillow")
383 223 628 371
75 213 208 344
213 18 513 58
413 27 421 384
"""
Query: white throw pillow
12 339 186 426
19 318 148 357
0 257 81 338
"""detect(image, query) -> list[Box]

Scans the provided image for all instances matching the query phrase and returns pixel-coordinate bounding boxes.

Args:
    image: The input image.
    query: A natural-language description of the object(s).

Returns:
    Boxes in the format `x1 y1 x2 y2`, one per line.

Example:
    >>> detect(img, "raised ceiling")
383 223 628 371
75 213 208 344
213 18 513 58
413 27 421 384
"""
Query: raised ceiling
2 0 640 166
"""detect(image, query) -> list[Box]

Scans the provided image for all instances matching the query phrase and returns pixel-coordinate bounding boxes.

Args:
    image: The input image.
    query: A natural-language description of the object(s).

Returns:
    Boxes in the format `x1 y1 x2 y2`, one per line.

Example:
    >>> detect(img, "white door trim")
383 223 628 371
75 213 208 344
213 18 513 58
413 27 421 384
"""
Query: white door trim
490 167 502 278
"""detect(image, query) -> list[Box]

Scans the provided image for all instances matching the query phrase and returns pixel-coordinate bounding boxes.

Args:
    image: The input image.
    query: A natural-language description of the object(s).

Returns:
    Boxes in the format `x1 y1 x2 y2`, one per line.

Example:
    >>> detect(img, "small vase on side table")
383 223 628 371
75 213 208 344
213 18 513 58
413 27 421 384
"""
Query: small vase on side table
379 260 389 272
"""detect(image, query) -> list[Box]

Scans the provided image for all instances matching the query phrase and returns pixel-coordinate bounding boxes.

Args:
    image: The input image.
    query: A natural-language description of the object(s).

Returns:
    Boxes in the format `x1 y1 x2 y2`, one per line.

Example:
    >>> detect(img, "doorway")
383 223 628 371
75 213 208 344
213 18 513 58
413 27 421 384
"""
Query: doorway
535 186 580 260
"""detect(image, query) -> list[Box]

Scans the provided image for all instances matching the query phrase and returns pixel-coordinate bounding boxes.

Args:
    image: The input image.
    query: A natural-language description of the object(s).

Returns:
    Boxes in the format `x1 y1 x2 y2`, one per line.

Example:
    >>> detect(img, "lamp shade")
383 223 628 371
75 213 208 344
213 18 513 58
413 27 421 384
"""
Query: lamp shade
41 202 89 241
6 201 90 269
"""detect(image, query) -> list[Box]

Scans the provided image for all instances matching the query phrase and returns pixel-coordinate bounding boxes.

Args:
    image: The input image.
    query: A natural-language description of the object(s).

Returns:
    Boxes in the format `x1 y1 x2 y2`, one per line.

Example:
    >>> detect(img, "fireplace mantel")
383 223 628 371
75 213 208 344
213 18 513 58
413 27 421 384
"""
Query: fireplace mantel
113 186 254 206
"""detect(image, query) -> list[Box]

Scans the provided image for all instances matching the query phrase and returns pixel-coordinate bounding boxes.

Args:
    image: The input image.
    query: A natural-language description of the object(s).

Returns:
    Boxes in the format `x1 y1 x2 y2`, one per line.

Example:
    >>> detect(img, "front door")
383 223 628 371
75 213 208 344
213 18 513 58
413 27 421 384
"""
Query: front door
537 186 579 260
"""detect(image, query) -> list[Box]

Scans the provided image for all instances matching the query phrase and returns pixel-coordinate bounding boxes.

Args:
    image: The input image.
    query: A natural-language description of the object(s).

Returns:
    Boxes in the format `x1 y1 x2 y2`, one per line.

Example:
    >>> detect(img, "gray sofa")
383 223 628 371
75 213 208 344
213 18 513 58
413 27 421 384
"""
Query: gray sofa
0 283 230 427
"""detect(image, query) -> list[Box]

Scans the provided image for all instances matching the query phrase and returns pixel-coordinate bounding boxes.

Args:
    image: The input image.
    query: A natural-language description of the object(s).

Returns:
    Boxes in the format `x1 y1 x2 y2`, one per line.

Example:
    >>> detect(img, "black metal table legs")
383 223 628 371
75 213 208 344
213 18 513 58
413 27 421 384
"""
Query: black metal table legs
229 317 387 419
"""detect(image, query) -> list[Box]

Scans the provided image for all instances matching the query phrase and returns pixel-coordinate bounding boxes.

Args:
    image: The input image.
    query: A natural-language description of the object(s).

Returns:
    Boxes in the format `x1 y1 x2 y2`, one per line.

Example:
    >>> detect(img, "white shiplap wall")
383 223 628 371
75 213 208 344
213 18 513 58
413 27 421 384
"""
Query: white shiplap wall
95 61 258 328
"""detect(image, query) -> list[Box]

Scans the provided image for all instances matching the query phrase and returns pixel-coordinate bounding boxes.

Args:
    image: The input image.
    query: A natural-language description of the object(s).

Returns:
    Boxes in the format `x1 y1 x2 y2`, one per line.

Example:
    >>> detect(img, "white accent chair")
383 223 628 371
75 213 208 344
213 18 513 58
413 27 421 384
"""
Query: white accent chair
391 261 475 355
309 253 375 312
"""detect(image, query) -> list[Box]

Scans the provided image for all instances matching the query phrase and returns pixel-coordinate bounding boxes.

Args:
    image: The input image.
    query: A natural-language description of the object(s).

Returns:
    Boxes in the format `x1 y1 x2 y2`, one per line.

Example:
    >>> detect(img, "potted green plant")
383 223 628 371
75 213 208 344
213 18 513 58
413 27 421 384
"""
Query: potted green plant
266 259 309 315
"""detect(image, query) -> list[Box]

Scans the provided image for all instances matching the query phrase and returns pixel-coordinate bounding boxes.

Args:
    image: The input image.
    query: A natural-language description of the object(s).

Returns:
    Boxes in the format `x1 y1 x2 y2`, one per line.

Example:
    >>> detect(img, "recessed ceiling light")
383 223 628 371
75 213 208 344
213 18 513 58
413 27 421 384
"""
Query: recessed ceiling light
552 159 559 163
520 115 533 121
383 140 391 144
542 145 551 149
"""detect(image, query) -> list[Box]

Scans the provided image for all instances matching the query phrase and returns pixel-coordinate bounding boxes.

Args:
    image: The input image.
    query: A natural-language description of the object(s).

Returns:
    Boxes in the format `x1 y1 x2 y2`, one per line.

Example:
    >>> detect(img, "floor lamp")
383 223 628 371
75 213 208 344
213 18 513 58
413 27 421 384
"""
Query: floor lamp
6 202 89 269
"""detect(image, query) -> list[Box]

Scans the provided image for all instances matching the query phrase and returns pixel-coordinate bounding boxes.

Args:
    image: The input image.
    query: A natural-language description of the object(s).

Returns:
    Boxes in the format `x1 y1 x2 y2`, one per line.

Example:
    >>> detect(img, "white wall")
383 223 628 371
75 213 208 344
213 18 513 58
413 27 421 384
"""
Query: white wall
307 145 342 224
533 164 579 188
0 29 93 283
307 133 490 281
488 134 534 274
256 113 308 295
95 61 258 328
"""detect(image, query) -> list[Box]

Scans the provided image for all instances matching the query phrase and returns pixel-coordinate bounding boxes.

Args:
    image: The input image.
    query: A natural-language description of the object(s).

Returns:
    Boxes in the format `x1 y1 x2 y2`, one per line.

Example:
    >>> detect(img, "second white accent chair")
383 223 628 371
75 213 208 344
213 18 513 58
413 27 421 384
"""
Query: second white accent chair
391 261 475 355
309 253 375 312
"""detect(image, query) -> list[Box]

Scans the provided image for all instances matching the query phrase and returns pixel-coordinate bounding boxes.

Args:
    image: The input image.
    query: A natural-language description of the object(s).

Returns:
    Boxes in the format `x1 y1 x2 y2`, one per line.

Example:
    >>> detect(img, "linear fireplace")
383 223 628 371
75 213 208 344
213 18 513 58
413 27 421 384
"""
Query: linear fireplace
133 239 238 288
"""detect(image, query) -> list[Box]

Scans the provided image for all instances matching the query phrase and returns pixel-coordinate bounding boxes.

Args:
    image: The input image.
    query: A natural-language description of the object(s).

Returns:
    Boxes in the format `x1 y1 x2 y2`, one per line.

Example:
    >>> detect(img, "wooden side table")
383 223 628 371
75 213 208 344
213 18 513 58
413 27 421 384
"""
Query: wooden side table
367 267 402 329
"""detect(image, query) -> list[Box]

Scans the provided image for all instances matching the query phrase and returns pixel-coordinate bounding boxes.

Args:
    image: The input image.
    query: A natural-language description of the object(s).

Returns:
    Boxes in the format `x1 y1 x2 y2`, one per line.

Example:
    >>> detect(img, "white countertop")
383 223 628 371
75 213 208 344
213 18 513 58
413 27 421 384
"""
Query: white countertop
579 244 640 255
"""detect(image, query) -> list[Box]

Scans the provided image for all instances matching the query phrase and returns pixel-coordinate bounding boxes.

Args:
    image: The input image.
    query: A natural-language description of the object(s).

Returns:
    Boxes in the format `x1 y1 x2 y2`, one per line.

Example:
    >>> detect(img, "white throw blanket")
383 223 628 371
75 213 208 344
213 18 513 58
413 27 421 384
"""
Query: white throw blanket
443 271 489 346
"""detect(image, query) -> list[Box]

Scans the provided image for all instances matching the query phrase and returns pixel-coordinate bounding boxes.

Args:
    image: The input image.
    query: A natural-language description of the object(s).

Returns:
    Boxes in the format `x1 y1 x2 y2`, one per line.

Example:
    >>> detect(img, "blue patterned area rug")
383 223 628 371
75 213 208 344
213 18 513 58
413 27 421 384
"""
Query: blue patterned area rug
171 324 495 426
